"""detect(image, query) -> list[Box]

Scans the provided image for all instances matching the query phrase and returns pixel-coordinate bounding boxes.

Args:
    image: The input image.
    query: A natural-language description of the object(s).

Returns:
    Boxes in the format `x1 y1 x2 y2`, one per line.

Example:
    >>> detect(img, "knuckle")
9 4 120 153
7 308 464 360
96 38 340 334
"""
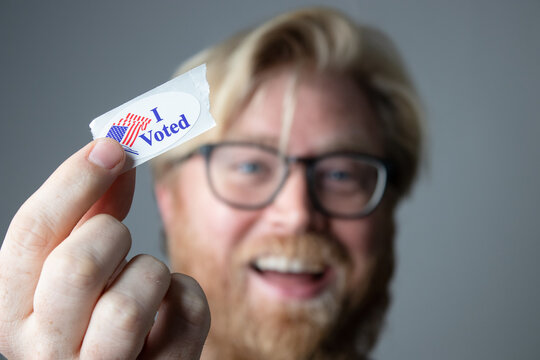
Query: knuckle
88 214 132 249
29 344 63 360
5 214 58 258
45 248 101 291
28 337 75 360
132 255 170 288
102 290 146 333
0 331 15 359
176 275 211 330
90 213 131 238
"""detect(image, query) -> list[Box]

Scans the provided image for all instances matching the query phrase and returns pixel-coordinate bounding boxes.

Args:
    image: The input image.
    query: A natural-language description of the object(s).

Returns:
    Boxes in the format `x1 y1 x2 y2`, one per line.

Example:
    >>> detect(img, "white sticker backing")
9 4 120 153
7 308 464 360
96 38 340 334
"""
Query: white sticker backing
89 64 216 168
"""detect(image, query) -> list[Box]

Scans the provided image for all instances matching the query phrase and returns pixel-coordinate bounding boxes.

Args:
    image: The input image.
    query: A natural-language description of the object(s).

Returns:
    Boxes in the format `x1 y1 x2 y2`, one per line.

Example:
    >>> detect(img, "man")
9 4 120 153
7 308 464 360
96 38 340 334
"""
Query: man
0 7 422 360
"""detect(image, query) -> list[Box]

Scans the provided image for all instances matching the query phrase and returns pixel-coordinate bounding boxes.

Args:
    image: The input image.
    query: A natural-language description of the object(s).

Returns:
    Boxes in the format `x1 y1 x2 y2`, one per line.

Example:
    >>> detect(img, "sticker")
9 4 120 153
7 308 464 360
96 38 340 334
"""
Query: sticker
89 64 215 168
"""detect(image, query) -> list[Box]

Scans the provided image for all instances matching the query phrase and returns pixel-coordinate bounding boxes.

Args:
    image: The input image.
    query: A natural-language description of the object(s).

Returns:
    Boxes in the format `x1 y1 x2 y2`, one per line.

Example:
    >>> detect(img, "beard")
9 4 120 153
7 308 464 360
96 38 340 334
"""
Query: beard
170 228 379 360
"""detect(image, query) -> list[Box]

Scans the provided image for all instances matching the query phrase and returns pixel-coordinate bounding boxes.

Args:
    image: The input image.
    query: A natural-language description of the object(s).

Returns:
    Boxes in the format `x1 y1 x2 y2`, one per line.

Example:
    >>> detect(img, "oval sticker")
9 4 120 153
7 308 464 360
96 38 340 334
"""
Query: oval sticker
97 91 201 164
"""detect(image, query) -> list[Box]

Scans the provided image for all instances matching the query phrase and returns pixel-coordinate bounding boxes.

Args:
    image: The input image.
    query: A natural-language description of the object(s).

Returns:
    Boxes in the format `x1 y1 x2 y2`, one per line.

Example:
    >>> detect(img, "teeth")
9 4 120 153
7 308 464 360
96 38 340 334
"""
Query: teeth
254 256 324 274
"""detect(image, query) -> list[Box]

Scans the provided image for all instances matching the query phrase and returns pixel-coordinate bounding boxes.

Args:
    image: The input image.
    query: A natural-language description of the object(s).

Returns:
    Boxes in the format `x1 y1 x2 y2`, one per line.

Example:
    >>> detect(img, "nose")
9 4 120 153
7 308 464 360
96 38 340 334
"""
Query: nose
265 166 314 234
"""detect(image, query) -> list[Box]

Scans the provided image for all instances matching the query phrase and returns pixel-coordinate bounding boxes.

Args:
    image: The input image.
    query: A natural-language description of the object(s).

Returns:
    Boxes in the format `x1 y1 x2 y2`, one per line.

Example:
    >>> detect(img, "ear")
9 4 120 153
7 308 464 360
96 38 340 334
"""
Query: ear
155 181 176 229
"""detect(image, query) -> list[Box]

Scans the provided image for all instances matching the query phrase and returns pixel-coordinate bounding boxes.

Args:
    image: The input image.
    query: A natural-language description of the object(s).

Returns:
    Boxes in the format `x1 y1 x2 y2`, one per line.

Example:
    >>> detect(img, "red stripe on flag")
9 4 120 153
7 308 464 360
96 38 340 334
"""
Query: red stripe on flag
127 121 145 147
130 123 141 146
123 122 137 146
121 119 133 145
127 122 143 147
113 113 154 147
142 118 150 130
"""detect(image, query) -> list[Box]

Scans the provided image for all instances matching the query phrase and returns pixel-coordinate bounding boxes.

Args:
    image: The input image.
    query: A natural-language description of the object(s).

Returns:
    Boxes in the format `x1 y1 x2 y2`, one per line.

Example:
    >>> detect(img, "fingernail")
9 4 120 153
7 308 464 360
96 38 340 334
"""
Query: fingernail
88 139 124 169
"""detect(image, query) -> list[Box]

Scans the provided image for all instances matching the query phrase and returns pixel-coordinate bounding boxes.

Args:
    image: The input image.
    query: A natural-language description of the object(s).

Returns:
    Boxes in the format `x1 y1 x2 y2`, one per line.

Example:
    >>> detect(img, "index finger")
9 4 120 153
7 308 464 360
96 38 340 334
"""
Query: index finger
0 138 128 319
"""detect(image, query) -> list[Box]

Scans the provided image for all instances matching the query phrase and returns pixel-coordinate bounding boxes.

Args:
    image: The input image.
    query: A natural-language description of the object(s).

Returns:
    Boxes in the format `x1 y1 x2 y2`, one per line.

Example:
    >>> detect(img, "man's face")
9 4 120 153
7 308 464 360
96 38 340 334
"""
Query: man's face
156 68 395 359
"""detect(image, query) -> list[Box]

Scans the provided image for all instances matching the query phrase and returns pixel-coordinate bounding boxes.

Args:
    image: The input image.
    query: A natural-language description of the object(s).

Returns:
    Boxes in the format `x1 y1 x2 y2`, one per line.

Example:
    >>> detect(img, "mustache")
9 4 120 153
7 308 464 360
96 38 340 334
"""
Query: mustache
234 232 351 269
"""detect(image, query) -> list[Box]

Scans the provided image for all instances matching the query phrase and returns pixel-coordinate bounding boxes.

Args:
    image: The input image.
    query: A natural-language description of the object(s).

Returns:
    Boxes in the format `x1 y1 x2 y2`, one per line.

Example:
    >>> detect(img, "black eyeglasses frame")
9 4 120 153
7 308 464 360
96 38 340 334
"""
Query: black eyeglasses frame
170 141 395 219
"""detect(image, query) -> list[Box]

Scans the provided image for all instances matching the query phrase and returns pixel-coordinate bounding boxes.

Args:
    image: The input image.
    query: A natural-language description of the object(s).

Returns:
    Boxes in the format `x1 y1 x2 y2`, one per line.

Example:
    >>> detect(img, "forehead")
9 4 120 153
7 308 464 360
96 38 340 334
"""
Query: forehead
224 68 384 157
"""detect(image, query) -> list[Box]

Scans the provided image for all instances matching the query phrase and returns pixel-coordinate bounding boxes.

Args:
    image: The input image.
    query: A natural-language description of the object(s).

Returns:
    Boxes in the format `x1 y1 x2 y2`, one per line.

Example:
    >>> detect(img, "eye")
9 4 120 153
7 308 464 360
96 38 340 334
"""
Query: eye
224 159 276 186
316 167 357 192
326 170 352 181
235 161 264 174
315 158 377 195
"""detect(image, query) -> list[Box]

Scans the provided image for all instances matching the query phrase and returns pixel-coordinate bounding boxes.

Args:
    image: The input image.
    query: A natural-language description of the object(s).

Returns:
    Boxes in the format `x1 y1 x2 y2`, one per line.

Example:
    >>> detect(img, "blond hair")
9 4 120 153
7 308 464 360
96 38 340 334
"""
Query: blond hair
152 6 423 357
152 7 423 198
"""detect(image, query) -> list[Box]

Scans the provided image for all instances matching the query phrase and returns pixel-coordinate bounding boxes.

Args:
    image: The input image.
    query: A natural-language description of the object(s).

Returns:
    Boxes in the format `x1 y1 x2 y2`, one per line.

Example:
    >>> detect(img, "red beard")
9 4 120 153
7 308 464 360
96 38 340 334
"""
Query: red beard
172 230 378 360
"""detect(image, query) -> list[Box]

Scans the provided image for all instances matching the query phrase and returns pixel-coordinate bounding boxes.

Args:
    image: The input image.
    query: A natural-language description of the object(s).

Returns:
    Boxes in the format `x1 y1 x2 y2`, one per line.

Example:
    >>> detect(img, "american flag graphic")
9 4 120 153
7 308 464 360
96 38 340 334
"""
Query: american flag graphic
105 113 152 155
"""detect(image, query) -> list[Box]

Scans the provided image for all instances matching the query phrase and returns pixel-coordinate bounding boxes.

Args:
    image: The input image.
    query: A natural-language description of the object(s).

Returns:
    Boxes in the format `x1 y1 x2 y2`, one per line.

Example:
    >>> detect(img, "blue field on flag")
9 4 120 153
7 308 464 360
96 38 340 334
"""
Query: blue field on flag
106 125 128 143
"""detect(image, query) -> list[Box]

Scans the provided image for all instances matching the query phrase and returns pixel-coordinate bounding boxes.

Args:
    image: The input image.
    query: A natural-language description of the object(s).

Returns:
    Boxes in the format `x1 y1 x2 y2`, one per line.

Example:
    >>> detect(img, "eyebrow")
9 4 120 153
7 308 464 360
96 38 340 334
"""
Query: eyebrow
320 139 378 155
221 134 380 157
222 134 281 147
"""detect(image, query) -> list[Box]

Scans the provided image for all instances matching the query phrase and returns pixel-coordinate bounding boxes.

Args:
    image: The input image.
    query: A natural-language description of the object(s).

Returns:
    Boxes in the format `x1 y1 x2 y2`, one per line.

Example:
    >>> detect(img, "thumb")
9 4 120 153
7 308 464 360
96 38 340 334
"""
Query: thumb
140 273 211 359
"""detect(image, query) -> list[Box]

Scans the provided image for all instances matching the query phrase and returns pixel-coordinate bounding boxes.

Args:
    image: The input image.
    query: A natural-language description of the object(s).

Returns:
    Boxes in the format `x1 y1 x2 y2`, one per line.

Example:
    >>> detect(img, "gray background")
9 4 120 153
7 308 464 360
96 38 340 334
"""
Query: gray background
1 0 539 359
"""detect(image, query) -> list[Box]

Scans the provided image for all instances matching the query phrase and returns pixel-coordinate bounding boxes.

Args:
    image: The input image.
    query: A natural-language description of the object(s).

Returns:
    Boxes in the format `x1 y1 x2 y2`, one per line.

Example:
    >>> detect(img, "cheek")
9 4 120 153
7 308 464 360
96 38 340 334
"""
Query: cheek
172 161 261 267
330 218 380 284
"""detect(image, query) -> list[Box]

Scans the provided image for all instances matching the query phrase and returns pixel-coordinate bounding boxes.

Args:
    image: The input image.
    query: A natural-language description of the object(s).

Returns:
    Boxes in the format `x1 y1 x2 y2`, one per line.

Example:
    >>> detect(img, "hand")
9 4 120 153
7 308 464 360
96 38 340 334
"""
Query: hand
0 138 210 359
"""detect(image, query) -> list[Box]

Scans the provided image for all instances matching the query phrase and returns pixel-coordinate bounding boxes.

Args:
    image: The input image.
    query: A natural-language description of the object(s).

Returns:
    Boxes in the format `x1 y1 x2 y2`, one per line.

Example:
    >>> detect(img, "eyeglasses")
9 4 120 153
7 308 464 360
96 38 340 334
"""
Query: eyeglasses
173 142 393 219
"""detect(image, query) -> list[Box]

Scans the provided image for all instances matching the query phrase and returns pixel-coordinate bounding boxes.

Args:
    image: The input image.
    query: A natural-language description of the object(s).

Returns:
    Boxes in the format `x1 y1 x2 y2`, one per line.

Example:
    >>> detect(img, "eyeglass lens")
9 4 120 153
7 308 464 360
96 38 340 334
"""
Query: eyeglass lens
206 143 385 217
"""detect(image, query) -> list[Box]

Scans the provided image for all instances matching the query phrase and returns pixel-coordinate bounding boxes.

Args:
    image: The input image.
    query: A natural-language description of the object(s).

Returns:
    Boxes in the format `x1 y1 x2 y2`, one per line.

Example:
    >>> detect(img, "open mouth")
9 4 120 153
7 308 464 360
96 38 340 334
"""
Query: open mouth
248 255 333 300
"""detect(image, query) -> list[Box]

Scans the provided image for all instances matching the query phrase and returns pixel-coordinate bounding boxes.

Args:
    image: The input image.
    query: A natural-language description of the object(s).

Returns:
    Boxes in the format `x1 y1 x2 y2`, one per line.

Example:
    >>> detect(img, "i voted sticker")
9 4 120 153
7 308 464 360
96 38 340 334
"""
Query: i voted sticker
90 64 216 168
96 92 200 165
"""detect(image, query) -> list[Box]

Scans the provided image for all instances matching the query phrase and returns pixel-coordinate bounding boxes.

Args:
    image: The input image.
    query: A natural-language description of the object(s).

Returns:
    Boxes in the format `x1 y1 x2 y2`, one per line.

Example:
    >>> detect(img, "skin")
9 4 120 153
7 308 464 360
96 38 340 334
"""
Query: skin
157 68 395 359
0 138 210 359
0 68 395 359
